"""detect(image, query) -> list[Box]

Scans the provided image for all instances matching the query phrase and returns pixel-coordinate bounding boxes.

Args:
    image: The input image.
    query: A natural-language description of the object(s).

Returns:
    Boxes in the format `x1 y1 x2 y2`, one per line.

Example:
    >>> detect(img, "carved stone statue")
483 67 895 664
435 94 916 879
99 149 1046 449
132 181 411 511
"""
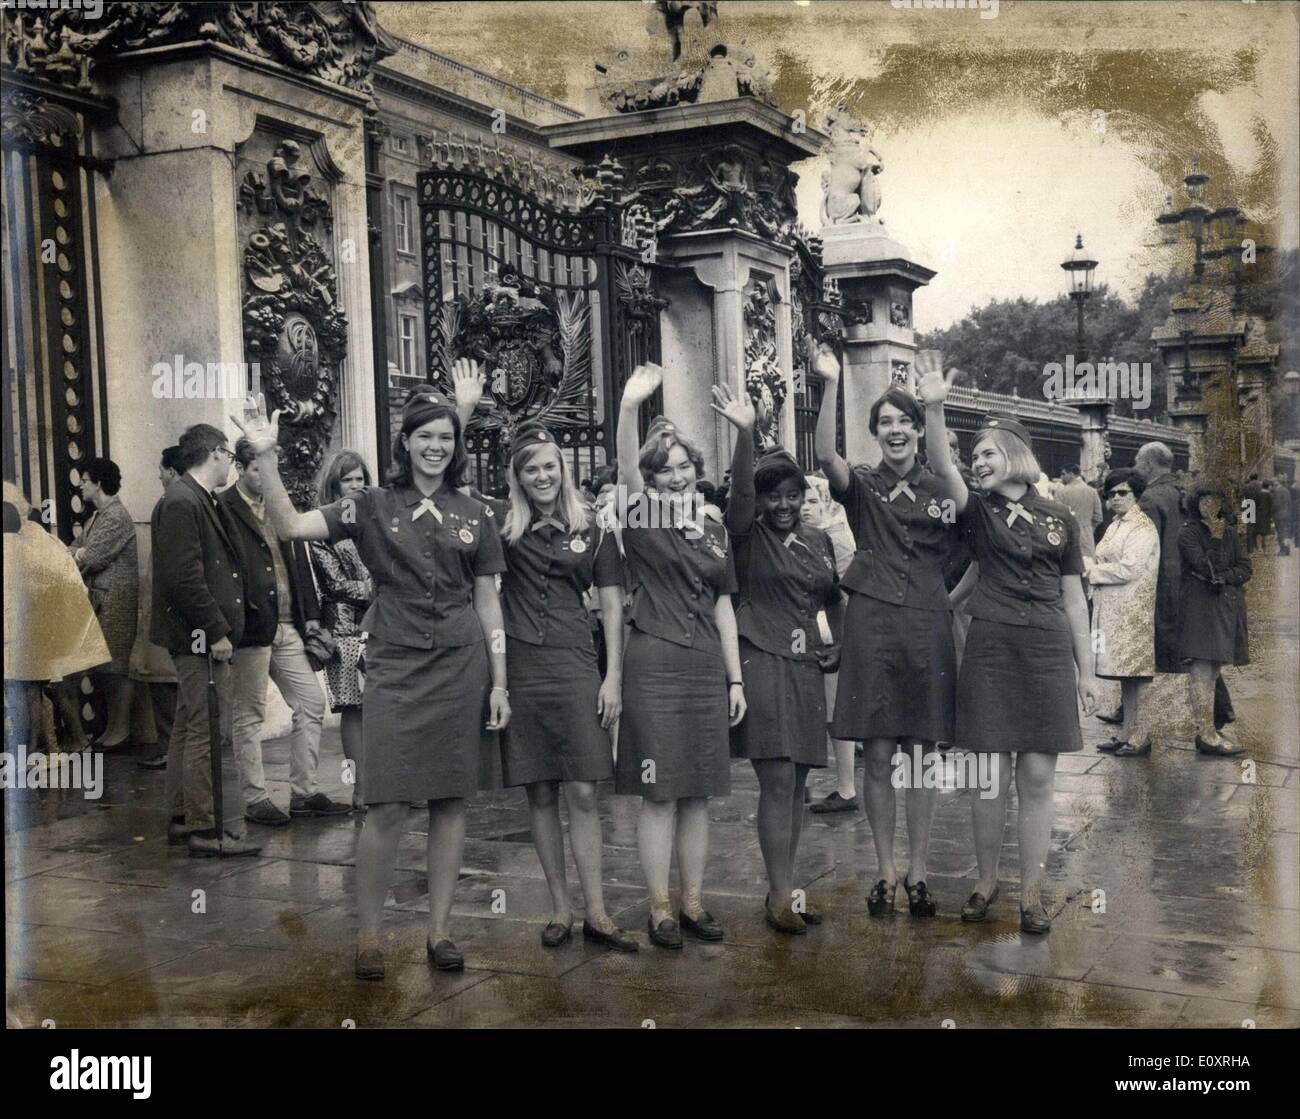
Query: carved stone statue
651 1 719 63
820 106 884 226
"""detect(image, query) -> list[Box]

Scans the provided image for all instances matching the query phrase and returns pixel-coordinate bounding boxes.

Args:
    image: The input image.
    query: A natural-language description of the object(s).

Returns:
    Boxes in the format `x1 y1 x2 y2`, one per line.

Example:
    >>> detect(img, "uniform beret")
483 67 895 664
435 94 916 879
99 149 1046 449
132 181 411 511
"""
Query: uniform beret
976 413 1033 451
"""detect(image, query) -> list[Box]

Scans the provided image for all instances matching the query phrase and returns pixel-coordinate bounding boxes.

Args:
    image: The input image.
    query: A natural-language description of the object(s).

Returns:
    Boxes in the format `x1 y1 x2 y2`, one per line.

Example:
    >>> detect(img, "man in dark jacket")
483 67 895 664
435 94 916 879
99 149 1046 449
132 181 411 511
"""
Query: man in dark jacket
1265 480 1290 556
1242 473 1271 552
152 424 260 858
221 439 349 827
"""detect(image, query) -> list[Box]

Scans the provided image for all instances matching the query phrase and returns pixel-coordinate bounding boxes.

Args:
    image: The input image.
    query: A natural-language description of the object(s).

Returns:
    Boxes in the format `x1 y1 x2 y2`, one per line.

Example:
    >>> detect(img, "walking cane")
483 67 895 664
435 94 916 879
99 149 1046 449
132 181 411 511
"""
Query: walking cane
206 650 224 847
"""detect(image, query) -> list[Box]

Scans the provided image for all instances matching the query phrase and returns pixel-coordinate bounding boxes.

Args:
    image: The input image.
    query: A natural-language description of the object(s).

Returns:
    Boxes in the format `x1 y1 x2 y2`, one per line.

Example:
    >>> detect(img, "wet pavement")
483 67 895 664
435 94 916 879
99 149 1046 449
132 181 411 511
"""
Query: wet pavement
6 554 1298 1028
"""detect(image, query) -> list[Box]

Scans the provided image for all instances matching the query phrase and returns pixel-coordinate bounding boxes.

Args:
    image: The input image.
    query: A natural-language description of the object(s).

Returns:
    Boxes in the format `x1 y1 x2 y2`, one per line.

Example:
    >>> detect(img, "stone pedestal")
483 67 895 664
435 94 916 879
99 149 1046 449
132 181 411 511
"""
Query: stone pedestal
820 224 935 466
91 48 378 521
1069 399 1112 484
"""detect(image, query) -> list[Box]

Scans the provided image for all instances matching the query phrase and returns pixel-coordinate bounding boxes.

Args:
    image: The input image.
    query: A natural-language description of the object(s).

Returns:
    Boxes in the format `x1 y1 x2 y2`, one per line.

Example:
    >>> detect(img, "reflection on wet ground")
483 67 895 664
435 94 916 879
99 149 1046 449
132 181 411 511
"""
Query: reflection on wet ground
6 557 1298 1027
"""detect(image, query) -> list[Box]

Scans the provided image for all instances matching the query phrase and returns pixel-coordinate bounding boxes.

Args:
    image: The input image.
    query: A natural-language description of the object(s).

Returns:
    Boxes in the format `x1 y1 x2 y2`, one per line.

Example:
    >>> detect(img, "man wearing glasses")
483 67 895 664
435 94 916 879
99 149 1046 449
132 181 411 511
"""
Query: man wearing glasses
150 423 261 858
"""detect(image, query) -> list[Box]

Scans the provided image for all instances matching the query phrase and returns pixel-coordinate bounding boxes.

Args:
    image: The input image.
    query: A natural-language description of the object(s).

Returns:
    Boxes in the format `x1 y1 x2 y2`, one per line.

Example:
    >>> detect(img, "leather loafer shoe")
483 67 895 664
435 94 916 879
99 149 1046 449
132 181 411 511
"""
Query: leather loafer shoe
1196 734 1245 757
541 921 572 948
960 886 999 922
1019 902 1052 935
810 790 858 814
764 896 807 936
582 921 639 952
679 909 724 941
290 793 352 817
647 917 683 949
245 798 291 827
355 947 384 981
427 938 464 971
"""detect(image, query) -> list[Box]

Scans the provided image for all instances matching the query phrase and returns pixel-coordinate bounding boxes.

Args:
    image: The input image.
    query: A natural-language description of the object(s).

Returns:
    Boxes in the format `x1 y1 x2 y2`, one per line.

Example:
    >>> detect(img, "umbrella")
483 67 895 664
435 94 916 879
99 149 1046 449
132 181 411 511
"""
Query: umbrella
206 652 224 845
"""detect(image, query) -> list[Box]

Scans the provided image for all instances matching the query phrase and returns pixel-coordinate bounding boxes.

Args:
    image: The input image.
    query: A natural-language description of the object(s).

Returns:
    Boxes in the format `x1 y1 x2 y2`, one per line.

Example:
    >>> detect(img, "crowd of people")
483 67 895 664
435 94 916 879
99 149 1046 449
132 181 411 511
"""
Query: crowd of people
1 344 1280 981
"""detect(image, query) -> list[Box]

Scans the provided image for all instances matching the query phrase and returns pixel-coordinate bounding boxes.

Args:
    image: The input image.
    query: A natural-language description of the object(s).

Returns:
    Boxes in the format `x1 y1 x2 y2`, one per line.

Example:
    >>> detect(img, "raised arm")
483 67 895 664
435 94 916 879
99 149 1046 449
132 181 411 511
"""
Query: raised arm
710 382 757 535
811 340 850 493
916 355 969 512
230 394 329 541
616 364 663 499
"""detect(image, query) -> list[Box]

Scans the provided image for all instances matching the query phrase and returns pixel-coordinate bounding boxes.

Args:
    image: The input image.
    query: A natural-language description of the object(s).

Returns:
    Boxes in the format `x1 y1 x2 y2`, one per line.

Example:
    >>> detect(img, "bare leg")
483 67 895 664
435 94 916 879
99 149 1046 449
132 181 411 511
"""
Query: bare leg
970 750 1011 896
340 707 364 807
904 741 938 884
355 801 405 946
675 796 710 918
1014 752 1059 906
832 737 857 799
753 758 796 907
562 780 613 930
426 798 467 945
861 738 899 885
638 799 676 924
525 780 571 926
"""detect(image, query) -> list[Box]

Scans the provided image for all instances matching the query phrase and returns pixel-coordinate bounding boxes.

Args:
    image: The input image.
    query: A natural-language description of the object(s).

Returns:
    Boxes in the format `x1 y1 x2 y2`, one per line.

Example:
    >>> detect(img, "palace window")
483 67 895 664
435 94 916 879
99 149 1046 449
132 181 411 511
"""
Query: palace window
398 313 419 376
395 194 413 254
391 133 408 155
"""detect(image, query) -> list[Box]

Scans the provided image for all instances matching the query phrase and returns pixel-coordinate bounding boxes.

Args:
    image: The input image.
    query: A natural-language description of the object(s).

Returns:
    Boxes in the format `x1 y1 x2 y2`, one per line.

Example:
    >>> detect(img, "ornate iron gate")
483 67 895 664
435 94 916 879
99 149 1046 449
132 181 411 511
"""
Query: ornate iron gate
417 157 663 495
790 233 845 471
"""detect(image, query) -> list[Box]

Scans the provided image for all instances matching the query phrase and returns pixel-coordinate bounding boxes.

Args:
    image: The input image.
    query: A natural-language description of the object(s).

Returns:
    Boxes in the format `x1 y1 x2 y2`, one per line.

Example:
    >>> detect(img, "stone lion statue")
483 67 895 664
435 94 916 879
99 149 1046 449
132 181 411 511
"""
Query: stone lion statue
820 106 884 226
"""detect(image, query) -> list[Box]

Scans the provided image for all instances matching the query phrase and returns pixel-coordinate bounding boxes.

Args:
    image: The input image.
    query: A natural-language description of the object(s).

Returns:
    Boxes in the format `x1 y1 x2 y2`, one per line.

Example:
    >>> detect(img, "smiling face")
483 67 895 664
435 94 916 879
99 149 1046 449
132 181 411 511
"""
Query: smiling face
517 444 563 511
875 401 919 470
403 416 457 486
339 465 367 498
760 476 804 533
651 441 698 495
971 435 1010 492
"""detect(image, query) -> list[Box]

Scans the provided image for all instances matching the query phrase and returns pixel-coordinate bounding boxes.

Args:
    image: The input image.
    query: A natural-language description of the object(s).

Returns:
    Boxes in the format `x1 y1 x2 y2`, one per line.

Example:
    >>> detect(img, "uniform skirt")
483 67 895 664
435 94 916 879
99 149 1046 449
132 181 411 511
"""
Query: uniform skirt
501 642 613 787
361 636 491 803
614 629 730 801
956 618 1082 754
830 593 955 744
730 639 827 767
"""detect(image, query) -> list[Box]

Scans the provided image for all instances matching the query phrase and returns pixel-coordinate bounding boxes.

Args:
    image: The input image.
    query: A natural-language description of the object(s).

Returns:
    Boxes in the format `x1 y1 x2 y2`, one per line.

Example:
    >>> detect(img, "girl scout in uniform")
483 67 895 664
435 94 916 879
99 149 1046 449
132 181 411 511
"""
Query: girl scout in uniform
615 364 747 950
812 343 956 921
713 384 843 934
232 375 510 978
919 357 1100 934
494 417 638 953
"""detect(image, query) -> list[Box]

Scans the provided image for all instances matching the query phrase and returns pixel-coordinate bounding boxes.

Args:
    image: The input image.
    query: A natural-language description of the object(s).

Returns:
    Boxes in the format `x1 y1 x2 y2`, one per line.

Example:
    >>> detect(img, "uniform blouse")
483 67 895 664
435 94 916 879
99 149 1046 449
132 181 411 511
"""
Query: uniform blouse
318 482 506 650
960 487 1084 632
493 504 621 649
831 461 954 611
622 492 738 655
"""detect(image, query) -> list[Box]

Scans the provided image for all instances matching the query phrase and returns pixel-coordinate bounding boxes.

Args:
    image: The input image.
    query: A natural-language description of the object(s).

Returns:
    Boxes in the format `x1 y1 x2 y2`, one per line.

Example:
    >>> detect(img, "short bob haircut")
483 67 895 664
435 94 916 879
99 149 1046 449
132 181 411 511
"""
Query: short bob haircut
972 427 1042 486
638 427 705 489
388 404 468 489
82 457 122 496
1102 467 1146 501
317 448 372 507
868 386 925 435
1183 481 1237 524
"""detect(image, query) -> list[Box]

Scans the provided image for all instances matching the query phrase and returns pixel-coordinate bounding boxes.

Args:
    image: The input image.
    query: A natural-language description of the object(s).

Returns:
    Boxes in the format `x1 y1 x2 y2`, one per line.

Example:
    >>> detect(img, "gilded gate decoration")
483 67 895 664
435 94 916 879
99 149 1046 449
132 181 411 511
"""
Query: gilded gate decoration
237 137 347 511
418 156 664 494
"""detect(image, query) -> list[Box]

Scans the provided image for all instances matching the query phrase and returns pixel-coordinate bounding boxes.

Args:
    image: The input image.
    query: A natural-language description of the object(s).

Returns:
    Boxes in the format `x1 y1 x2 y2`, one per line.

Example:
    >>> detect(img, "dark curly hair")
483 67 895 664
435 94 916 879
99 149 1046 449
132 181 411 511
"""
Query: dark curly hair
82 457 122 496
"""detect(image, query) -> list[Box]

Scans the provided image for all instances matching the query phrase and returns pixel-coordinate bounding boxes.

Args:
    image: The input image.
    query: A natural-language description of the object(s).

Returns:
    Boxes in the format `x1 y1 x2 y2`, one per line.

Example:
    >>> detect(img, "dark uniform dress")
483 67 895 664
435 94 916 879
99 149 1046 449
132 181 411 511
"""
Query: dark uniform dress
614 493 738 802
318 483 506 803
495 505 622 787
1177 521 1250 666
956 488 1085 754
729 516 840 766
829 461 957 743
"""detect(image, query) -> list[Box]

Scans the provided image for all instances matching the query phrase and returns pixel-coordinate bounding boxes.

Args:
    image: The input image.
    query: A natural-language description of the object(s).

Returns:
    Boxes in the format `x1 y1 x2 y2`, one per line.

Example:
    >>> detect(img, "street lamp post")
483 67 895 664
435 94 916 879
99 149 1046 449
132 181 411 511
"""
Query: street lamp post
1061 233 1098 364
1060 233 1104 482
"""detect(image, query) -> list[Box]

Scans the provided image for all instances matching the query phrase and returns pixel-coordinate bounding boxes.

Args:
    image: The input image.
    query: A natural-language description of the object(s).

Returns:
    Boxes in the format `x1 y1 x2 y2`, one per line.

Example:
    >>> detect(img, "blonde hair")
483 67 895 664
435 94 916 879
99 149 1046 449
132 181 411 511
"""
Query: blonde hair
501 441 590 545
973 429 1042 486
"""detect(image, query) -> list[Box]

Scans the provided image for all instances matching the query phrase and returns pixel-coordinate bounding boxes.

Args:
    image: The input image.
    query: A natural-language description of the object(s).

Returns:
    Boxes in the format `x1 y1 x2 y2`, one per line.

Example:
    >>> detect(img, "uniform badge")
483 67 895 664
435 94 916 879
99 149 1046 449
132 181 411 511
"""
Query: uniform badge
1047 531 1062 546
569 537 587 554
458 528 474 544
710 542 726 559
926 502 942 519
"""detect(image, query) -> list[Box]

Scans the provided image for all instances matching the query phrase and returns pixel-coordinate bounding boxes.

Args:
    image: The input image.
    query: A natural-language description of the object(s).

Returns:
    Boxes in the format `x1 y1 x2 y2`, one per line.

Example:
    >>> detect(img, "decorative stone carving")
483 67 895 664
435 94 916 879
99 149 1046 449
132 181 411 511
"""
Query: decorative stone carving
5 2 397 99
0 86 82 151
614 261 669 334
820 106 884 226
842 300 873 327
889 298 910 328
238 139 346 510
743 276 787 450
891 360 913 390
651 1 719 63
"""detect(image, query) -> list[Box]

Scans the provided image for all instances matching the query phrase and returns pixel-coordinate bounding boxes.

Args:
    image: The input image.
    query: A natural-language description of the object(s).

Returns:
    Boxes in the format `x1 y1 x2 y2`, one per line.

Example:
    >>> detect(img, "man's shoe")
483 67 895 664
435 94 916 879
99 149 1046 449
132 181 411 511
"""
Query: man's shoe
809 790 858 815
167 819 196 845
136 753 168 770
1196 734 1245 757
290 792 352 817
245 799 291 827
188 831 262 859
1114 739 1152 758
678 909 724 941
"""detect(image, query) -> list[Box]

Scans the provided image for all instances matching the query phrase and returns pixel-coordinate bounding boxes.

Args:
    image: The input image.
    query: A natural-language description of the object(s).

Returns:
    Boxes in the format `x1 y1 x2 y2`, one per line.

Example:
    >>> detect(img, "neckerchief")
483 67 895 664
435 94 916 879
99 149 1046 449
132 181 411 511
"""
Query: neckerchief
412 497 443 523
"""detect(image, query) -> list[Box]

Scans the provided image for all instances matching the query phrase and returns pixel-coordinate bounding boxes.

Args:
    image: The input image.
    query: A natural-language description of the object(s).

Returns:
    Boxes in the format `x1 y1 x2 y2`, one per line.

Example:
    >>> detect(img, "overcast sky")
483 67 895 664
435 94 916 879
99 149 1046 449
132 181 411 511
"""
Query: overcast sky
384 1 1300 330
